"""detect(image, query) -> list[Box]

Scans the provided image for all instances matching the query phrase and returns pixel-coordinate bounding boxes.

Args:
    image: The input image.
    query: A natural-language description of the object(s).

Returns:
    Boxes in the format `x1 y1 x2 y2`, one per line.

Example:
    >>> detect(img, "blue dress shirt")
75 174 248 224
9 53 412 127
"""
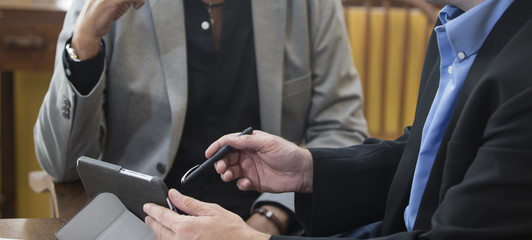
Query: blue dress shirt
404 0 514 231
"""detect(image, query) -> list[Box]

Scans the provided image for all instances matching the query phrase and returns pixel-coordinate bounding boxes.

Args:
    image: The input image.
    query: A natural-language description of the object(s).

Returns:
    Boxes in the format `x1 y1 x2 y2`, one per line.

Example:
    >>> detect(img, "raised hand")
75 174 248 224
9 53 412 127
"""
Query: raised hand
72 0 145 60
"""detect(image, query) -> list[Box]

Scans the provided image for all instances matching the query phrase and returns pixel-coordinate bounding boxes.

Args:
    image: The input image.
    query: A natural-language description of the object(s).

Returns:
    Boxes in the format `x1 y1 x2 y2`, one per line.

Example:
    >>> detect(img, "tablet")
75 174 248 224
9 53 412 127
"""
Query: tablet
76 156 176 219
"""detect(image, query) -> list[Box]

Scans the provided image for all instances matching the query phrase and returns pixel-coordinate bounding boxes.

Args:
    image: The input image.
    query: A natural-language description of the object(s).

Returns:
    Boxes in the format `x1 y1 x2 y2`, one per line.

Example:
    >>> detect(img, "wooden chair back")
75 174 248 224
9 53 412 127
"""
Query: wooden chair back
342 0 440 139
28 171 88 219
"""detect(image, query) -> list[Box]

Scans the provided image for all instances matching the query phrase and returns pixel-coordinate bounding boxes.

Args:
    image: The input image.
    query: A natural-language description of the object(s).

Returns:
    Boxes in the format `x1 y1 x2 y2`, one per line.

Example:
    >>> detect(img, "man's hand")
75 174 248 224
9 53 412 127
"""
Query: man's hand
144 189 270 240
72 0 145 60
208 130 314 193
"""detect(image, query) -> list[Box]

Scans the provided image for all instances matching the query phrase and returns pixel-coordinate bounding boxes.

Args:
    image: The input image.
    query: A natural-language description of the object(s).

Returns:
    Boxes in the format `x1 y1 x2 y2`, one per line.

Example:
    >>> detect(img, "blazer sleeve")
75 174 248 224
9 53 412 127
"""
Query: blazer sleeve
304 0 368 148
33 0 107 182
296 134 408 237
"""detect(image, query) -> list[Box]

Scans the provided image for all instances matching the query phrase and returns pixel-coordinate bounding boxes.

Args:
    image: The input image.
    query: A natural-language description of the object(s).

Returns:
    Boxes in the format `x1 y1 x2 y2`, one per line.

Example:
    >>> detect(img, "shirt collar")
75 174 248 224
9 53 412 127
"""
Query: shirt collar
435 0 514 61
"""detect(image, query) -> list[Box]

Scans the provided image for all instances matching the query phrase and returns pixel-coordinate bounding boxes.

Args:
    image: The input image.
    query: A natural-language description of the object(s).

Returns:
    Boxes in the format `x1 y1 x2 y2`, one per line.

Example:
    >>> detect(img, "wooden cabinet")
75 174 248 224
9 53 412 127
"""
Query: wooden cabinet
0 2 67 70
0 0 69 217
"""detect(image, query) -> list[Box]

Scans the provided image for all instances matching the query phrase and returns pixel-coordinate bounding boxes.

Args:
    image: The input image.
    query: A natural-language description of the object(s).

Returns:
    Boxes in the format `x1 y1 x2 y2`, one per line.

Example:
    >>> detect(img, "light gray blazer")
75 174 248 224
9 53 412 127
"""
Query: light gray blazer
34 0 367 209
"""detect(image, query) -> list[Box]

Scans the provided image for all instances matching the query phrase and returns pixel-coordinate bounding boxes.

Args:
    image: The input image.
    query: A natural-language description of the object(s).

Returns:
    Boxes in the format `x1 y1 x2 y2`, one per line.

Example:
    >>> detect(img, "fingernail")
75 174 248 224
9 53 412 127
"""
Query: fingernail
143 203 149 212
169 188 179 196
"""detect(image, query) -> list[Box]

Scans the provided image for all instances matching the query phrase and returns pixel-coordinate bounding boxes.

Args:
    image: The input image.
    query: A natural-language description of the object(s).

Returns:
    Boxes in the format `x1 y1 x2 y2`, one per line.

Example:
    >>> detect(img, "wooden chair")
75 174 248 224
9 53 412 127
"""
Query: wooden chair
342 0 440 139
28 171 88 219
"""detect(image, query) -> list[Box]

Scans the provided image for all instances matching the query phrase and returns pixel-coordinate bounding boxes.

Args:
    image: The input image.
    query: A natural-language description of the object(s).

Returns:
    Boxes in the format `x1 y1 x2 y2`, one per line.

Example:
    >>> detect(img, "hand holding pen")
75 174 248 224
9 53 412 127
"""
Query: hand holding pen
180 127 254 185
209 130 314 193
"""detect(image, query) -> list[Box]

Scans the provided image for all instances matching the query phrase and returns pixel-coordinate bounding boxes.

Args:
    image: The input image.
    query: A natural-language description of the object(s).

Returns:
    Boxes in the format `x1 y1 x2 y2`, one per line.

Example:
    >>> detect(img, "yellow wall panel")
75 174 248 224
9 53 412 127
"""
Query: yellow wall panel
344 7 433 139
14 71 51 218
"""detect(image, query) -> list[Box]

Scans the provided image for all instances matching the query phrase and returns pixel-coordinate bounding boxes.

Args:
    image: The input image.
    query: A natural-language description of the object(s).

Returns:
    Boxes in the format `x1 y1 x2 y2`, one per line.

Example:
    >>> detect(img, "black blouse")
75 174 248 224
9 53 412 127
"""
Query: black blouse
167 0 261 219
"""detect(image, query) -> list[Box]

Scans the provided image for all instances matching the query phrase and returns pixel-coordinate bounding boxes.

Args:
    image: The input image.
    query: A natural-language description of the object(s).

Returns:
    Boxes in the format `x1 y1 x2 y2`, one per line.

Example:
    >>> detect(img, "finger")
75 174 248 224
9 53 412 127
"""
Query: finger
169 189 217 217
206 129 261 158
145 216 176 240
132 0 146 9
144 203 179 227
220 168 233 182
205 133 239 158
224 130 266 152
221 163 243 182
214 159 227 174
144 204 181 240
236 177 254 191
114 3 131 20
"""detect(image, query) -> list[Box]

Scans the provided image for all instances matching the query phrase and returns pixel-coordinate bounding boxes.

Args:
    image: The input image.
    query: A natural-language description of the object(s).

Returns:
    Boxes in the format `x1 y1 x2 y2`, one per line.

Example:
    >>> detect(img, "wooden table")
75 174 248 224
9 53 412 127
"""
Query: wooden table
0 0 69 217
0 218 67 239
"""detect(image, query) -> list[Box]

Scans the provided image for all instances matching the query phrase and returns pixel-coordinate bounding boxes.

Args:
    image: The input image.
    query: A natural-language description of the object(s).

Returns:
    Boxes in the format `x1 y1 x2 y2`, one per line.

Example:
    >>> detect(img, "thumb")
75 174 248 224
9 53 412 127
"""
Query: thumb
169 189 215 216
225 131 265 151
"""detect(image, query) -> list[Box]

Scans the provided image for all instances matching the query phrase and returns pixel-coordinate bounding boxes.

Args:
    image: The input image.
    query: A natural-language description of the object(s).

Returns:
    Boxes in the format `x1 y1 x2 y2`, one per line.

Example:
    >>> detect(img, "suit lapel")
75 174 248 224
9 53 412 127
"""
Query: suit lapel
251 1 286 134
381 56 441 234
380 22 442 232
148 0 188 160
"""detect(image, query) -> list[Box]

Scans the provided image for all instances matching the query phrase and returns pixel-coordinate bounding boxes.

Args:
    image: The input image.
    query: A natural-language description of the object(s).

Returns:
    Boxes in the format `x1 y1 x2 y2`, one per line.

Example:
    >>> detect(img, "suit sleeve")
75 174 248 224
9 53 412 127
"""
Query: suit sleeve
33 0 108 182
296 135 407 237
304 0 368 148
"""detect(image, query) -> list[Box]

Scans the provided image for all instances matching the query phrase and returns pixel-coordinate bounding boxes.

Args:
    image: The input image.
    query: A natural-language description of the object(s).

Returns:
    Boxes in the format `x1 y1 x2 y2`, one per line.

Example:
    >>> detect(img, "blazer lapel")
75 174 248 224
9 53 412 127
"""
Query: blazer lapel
251 1 286 134
381 26 442 234
381 58 441 235
148 0 188 160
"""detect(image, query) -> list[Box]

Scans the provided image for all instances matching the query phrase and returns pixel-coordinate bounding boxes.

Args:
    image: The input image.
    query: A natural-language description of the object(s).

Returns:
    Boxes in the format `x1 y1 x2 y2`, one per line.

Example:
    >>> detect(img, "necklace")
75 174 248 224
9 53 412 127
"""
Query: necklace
202 0 224 30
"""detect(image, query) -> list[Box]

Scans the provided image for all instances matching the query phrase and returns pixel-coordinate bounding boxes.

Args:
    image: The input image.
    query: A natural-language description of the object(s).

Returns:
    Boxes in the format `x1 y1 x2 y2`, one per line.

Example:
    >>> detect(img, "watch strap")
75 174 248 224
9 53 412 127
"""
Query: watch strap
253 207 284 234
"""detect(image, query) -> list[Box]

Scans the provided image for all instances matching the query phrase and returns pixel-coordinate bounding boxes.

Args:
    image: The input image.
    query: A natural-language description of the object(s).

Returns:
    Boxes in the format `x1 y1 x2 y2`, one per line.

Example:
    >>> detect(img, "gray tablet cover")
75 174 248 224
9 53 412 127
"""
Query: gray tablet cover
76 156 174 219
56 192 154 240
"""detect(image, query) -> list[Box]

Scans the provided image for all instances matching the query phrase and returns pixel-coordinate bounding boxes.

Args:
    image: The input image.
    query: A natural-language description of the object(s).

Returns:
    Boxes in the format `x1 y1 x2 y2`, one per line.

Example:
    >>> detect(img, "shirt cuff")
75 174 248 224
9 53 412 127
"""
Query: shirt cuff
62 38 105 95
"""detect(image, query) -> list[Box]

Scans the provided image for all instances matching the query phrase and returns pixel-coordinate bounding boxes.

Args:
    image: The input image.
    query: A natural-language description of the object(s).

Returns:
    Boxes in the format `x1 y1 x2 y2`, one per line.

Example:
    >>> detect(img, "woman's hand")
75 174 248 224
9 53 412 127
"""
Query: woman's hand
72 0 145 60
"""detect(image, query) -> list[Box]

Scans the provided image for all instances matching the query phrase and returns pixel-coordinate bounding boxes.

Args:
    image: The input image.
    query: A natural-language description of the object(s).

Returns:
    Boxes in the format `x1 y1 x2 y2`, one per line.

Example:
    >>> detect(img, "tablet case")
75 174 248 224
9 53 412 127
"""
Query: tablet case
76 156 175 219
56 192 154 240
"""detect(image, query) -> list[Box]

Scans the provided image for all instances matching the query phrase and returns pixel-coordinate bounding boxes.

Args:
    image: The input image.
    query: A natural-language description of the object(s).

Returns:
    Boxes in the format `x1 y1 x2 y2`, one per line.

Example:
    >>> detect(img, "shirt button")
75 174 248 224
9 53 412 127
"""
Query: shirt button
458 52 466 59
447 66 453 74
65 68 71 77
201 21 210 30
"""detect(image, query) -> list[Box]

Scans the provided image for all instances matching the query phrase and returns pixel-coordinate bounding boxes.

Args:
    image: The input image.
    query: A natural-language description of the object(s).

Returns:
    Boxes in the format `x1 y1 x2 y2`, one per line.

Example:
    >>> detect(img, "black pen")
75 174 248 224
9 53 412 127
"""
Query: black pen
180 127 254 185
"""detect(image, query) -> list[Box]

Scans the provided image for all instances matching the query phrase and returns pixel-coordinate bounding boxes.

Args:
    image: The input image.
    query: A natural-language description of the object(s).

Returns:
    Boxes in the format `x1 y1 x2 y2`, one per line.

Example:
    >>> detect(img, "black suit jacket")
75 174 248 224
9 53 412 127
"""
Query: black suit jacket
274 1 532 239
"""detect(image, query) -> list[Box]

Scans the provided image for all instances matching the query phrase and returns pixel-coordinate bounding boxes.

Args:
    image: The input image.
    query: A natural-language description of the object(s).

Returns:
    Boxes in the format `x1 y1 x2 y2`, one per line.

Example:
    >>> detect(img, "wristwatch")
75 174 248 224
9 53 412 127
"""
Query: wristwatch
65 43 81 62
65 41 103 62
253 207 284 234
